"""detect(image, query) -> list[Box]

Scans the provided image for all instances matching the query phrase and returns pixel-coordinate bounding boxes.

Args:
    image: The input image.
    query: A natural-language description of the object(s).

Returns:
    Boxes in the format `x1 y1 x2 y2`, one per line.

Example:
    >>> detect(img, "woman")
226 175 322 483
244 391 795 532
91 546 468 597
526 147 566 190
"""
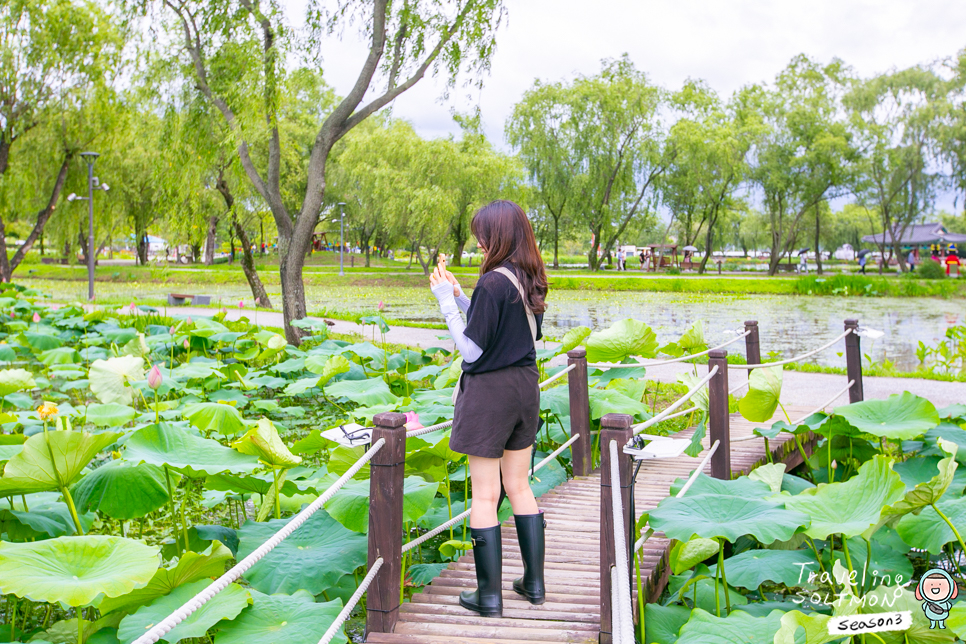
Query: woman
429 200 548 618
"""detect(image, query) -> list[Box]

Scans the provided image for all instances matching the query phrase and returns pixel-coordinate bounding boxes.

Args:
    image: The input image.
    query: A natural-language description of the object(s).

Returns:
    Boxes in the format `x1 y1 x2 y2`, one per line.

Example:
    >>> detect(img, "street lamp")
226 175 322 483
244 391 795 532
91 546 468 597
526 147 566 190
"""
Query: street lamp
67 152 109 301
337 202 346 276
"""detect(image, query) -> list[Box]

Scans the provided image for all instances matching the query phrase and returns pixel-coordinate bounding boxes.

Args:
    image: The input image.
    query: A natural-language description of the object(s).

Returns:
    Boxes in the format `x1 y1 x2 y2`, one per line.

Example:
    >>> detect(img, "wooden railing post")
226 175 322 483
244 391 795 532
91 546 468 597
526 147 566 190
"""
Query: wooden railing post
365 412 407 637
844 319 864 403
567 348 593 477
708 350 731 480
599 413 634 644
744 320 761 369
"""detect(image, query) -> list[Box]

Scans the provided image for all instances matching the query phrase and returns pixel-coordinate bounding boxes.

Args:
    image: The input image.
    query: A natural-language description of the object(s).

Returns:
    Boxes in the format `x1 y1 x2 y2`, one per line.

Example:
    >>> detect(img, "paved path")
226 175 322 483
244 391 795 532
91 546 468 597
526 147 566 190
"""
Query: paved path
157 306 962 407
368 407 814 644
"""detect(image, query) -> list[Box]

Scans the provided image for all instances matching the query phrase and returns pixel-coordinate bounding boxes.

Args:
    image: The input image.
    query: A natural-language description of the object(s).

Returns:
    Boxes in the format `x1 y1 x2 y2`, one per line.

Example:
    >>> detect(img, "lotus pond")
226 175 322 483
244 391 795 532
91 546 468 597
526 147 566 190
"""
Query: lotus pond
0 284 961 644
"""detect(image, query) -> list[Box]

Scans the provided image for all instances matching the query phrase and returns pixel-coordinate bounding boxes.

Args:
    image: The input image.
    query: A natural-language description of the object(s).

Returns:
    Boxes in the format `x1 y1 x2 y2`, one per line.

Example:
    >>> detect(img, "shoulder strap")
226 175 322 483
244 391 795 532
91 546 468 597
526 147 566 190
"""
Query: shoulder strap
493 267 537 346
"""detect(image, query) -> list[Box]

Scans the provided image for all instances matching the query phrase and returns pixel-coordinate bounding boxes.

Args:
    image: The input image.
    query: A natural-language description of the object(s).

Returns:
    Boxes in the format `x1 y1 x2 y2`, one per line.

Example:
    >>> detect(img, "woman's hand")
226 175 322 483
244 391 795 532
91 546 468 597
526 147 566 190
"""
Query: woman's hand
430 254 460 296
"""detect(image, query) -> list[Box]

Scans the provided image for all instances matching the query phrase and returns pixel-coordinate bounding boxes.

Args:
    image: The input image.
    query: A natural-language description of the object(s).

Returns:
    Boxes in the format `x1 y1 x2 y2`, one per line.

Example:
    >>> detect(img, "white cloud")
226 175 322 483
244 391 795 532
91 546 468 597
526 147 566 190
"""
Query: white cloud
298 0 966 150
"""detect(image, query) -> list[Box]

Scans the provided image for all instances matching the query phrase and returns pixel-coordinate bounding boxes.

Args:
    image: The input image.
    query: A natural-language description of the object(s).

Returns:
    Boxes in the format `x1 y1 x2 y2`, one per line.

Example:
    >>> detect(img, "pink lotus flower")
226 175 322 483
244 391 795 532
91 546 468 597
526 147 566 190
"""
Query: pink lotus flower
183 339 189 349
403 411 423 431
186 316 193 325
254 296 261 307
220 308 227 315
129 302 136 313
238 300 244 309
147 364 163 390
169 325 177 334
377 301 385 311
32 312 40 323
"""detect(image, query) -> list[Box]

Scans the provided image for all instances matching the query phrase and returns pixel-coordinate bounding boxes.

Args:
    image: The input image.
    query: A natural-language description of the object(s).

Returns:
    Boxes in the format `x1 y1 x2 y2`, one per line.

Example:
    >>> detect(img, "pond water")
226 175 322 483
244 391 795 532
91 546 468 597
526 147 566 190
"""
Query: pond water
367 290 962 371
28 278 962 371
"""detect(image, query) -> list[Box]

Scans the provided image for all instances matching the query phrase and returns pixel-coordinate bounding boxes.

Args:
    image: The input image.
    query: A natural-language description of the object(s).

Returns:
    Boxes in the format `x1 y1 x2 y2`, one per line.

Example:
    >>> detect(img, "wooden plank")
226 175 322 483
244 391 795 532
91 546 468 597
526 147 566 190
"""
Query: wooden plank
376 405 818 643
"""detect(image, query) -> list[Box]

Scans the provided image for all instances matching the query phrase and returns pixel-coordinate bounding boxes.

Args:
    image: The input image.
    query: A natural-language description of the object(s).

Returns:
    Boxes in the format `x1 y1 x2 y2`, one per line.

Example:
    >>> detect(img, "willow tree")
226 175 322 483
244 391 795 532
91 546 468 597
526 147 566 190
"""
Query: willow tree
148 0 506 343
744 55 856 276
0 0 120 281
508 55 666 271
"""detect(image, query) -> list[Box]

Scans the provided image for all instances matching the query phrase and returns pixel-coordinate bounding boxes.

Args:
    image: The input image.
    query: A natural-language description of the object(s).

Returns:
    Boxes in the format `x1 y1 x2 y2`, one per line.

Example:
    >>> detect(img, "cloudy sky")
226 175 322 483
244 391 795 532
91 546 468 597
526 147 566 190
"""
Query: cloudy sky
307 0 966 150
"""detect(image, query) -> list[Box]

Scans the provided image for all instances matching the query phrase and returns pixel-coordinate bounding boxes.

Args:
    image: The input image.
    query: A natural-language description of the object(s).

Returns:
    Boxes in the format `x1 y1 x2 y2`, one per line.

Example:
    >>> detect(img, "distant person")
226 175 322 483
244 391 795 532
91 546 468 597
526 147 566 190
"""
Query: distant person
616 249 624 271
799 252 808 274
639 249 646 270
858 253 867 274
907 249 916 272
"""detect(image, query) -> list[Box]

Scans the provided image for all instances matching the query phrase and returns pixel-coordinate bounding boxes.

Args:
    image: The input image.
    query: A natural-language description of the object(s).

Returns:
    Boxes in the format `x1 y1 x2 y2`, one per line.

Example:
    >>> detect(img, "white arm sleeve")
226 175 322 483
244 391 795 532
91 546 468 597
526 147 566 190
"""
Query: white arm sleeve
455 286 471 313
432 282 483 363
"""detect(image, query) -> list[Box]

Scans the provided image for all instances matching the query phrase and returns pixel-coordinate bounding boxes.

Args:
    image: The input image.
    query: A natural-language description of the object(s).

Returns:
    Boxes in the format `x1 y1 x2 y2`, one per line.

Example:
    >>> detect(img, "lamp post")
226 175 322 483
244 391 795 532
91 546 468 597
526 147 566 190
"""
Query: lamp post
338 202 346 276
67 152 109 301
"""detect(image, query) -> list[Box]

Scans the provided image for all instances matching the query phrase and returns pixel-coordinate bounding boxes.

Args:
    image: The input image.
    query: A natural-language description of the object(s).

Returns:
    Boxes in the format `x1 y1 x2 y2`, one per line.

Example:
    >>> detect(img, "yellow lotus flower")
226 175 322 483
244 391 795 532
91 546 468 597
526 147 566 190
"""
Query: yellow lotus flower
37 402 58 420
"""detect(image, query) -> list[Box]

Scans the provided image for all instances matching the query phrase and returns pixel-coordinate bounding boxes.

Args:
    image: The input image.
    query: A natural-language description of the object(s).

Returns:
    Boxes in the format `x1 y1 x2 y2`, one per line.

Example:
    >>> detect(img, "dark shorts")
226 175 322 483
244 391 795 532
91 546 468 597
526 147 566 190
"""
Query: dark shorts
451 364 540 458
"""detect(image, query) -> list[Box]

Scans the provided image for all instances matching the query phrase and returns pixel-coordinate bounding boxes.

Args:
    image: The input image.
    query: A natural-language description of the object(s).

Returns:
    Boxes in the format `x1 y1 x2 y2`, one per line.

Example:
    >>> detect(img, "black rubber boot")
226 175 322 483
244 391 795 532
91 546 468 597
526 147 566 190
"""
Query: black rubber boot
512 511 546 605
459 525 503 617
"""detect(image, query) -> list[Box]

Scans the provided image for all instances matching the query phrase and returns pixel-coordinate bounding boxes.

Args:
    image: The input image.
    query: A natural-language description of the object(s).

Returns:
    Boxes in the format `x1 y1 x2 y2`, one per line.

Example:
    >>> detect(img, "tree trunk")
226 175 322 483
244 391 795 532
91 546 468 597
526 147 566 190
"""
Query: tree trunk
78 221 90 264
452 239 466 267
279 238 310 344
814 205 823 275
1 154 71 281
232 213 273 309
204 215 218 265
406 239 416 270
216 171 273 308
698 224 714 274
136 234 148 265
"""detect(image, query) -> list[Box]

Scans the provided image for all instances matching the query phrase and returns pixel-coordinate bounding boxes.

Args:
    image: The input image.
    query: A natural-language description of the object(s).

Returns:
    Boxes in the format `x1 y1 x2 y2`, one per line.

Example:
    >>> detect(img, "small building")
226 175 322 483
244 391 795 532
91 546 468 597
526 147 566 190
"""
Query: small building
861 223 966 248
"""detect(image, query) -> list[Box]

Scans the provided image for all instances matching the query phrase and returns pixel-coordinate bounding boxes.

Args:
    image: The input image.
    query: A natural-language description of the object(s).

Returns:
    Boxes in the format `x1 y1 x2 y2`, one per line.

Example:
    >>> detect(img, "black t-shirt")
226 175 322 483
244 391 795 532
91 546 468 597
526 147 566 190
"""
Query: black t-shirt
462 265 544 375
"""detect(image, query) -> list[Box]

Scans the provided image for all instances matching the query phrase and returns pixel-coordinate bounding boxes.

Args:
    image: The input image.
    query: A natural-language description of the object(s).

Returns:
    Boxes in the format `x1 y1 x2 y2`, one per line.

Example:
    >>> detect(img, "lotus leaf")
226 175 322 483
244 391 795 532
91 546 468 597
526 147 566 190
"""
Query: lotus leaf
71 460 172 520
584 318 658 363
325 377 399 406
539 386 571 418
0 368 35 397
669 537 720 575
236 509 366 596
327 445 371 480
920 423 966 464
325 475 437 533
305 354 352 386
675 607 784 644
833 392 940 440
85 403 138 428
188 318 228 338
748 463 786 494
738 366 784 423
232 419 301 469
98 543 232 614
206 389 249 408
823 536 913 584
214 590 347 644
669 473 772 499
950 603 966 640
182 402 246 437
876 441 959 533
894 455 966 498
0 492 92 540
785 456 906 540
89 356 145 405
0 536 159 606
124 424 258 477
0 430 122 496
39 347 81 366
895 495 966 553
644 603 691 644
555 326 591 355
772 610 846 644
22 332 63 351
708 549 820 590
117 579 249 644
648 489 807 543
283 377 321 396
588 388 649 420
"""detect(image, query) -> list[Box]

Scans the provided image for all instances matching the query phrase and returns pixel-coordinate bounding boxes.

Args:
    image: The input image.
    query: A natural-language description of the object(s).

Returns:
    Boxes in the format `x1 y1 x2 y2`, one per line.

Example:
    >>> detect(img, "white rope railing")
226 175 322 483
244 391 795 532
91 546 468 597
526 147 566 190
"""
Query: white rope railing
632 366 718 435
407 419 453 437
792 380 854 425
731 380 855 444
675 440 720 497
587 331 750 370
131 438 387 644
729 380 749 395
609 440 634 643
317 557 383 644
611 566 628 644
634 527 655 553
401 434 581 554
538 363 576 388
729 329 851 370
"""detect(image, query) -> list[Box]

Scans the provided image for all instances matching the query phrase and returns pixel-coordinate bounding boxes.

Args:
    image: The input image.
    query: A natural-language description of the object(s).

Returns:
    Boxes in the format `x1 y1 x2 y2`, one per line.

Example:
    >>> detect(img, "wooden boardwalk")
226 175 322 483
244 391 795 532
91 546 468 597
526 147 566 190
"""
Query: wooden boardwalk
367 408 815 644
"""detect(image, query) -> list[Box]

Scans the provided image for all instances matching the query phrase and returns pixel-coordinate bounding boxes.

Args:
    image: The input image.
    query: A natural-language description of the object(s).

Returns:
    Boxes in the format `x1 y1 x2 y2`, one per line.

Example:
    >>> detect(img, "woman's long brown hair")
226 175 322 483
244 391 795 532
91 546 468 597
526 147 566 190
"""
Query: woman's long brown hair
472 200 549 314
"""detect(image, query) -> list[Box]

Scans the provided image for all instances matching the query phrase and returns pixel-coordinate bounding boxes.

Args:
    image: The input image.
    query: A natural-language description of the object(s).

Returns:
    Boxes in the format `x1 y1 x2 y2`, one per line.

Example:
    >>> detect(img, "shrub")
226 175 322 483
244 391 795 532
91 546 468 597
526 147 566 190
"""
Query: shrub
916 258 946 279
665 267 681 275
